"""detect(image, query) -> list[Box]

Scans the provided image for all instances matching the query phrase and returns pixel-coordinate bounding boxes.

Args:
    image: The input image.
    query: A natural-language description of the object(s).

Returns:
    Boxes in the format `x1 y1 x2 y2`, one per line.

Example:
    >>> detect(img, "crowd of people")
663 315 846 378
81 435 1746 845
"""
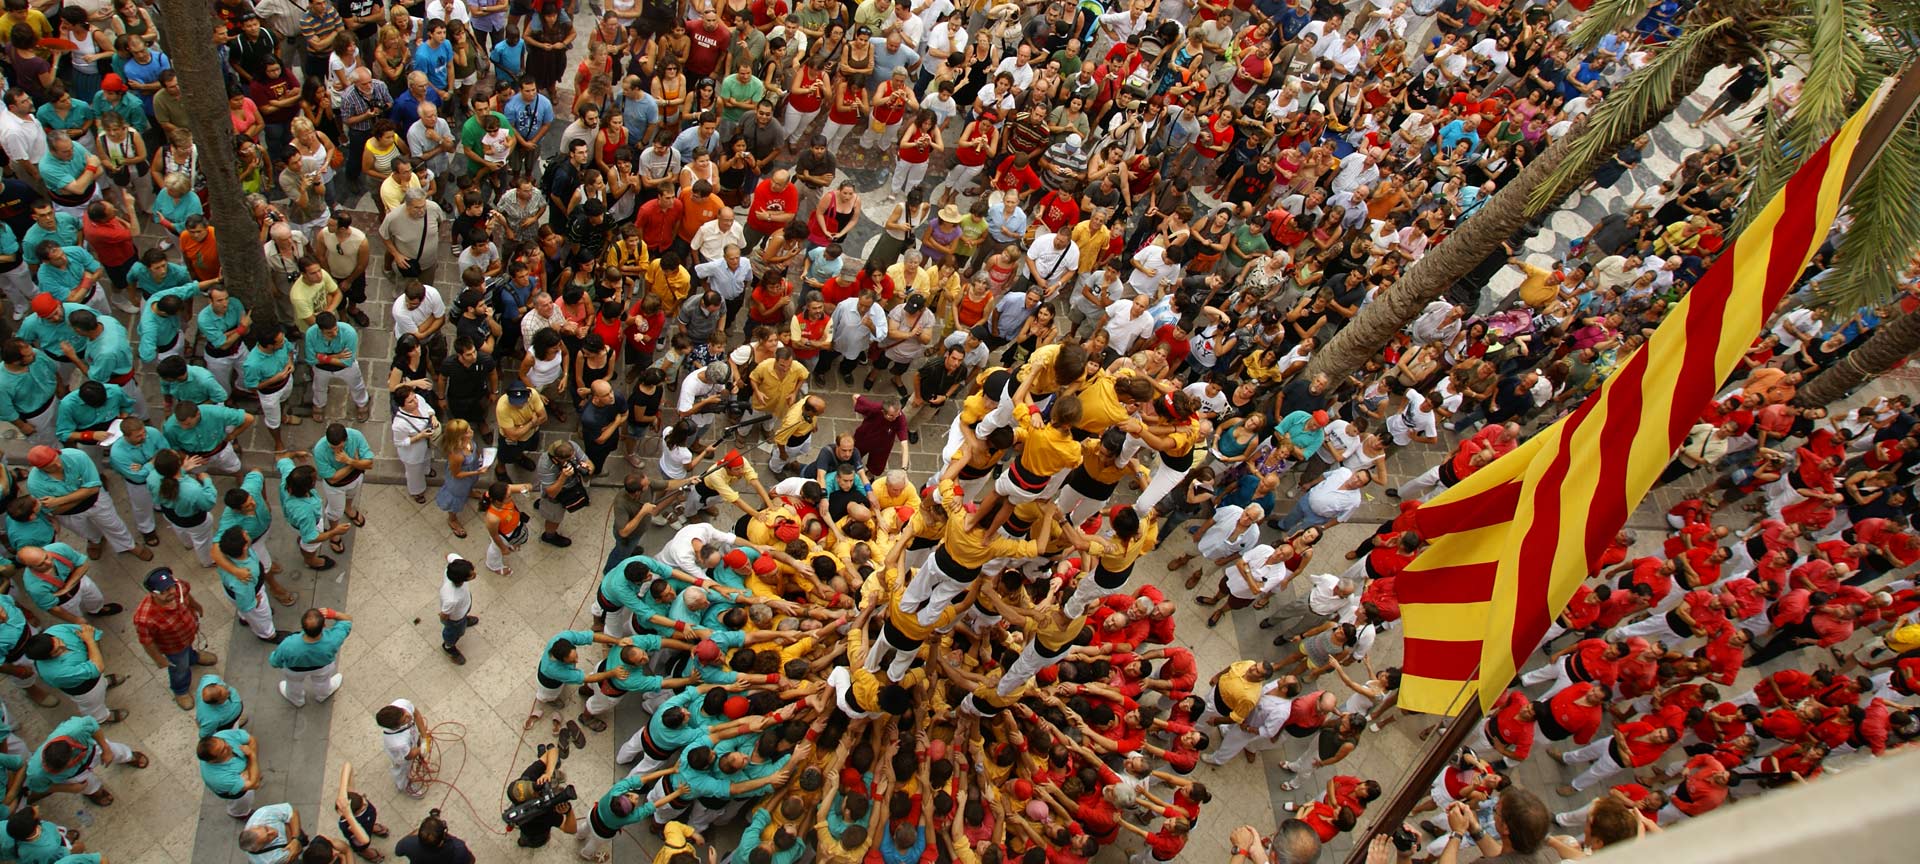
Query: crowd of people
0 0 1915 863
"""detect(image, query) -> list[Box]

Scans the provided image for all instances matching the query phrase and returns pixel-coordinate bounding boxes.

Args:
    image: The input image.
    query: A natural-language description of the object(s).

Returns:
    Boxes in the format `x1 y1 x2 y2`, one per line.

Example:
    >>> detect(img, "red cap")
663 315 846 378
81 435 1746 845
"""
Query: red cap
1311 410 1331 426
720 449 745 469
30 293 61 318
1011 779 1033 801
752 555 778 576
723 696 751 719
26 445 59 468
100 73 127 93
774 522 801 542
694 639 722 664
722 549 750 570
894 505 915 525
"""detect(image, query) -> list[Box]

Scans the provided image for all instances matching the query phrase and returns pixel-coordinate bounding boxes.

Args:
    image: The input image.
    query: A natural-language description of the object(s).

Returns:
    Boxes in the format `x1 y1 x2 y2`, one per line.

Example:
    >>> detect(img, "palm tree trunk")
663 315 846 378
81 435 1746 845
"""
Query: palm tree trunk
152 0 281 330
1793 304 1920 406
1304 51 1724 384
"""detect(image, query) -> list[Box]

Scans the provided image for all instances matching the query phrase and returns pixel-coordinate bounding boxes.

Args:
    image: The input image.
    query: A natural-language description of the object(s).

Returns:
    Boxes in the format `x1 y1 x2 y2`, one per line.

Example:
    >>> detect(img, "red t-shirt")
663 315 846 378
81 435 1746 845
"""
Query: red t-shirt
745 179 799 235
1692 702 1748 744
685 21 732 79
1701 630 1744 685
1758 708 1808 741
1674 755 1728 816
1568 639 1620 689
1561 585 1601 629
1489 691 1536 760
1622 557 1673 605
1034 191 1080 233
82 215 137 268
1362 575 1401 622
991 156 1043 196
1286 692 1328 731
1616 720 1672 767
1550 683 1604 744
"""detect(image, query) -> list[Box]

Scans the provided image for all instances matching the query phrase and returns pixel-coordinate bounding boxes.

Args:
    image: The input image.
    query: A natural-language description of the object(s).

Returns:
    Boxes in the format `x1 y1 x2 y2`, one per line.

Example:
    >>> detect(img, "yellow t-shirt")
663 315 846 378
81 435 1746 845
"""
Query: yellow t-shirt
1217 659 1266 722
750 358 809 413
1072 371 1133 436
1014 419 1083 478
703 463 760 504
1069 221 1110 272
495 389 547 438
653 822 697 864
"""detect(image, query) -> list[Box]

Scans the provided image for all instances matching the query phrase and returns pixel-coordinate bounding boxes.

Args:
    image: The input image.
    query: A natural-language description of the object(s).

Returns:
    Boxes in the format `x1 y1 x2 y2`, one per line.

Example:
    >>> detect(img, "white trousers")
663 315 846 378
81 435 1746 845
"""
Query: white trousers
941 163 983 198
780 106 818 140
166 513 217 567
998 640 1060 695
859 121 898 150
15 398 57 446
205 351 241 396
69 737 134 793
55 576 108 619
1134 464 1191 516
68 674 113 721
580 818 621 859
1054 484 1110 527
862 625 921 683
1519 656 1580 700
199 443 243 475
1205 721 1279 764
0 267 32 318
401 454 432 496
312 365 370 410
899 554 972 626
56 493 138 554
235 588 276 641
221 787 258 818
123 479 156 534
320 476 363 522
595 597 635 639
279 661 342 706
1564 738 1626 791
823 119 858 150
1610 611 1681 646
585 689 623 717
889 159 928 194
1398 465 1447 500
258 384 291 428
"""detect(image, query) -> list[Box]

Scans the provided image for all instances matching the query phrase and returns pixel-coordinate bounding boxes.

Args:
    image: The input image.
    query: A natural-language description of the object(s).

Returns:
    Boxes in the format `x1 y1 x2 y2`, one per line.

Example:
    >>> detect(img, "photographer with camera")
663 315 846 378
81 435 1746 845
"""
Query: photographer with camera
534 440 594 548
502 743 576 849
675 361 736 434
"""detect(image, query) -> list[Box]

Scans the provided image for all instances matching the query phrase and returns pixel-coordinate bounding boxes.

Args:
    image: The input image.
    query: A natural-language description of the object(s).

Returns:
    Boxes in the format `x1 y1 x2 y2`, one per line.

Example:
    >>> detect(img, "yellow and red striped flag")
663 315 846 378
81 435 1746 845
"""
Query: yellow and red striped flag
1395 102 1876 715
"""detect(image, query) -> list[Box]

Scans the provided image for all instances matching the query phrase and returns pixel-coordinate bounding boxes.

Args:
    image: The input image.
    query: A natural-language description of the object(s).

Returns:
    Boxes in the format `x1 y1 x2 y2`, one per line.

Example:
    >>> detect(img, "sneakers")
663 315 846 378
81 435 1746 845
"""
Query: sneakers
278 681 306 708
444 643 467 665
541 532 573 547
315 674 344 702
174 694 193 710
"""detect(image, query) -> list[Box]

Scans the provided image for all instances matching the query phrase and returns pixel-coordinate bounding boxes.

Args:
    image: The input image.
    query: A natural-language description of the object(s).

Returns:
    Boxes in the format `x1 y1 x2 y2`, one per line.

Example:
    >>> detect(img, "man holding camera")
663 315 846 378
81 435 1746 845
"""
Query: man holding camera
535 440 594 548
504 743 575 848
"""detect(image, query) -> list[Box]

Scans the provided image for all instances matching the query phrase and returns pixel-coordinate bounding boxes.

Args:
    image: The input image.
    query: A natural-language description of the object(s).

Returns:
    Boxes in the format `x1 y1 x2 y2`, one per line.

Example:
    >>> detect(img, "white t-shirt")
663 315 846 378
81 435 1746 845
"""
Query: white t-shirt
1319 419 1362 465
0 111 49 165
1103 300 1158 355
659 523 737 576
1304 468 1364 522
439 573 472 620
924 25 968 75
1229 544 1293 600
380 699 421 766
1387 390 1437 445
676 369 723 414
1182 382 1230 417
391 288 448 341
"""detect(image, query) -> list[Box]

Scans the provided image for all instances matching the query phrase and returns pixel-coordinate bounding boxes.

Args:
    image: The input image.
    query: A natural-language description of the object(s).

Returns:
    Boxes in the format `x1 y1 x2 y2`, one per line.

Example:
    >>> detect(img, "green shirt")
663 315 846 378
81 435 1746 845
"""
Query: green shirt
107 426 169 484
275 457 326 544
718 75 766 123
199 729 252 796
460 109 511 171
6 817 71 864
79 313 133 382
538 629 595 684
129 261 194 298
150 470 217 519
0 351 59 421
34 100 94 135
25 449 104 500
21 214 81 267
1223 223 1270 269
34 247 102 305
165 404 249 455
24 715 101 793
37 145 95 194
16 303 89 359
0 594 30 659
54 384 134 444
138 285 202 361
594 777 658 830
217 470 274 543
32 623 101 691
597 635 664 693
218 547 266 612
195 673 244 736
20 542 88 613
196 294 247 349
303 322 360 367
268 619 351 669
162 364 229 405
311 427 373 485
3 510 56 554
242 340 294 390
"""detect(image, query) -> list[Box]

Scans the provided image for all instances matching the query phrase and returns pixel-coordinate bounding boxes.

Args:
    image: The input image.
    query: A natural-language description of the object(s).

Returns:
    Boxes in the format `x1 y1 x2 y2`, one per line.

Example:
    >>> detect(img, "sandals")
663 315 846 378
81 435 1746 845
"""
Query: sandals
371 823 390 838
412 493 428 504
329 538 347 555
105 674 128 689
141 532 161 547
105 709 129 724
95 603 124 617
85 790 114 806
128 751 150 769
449 522 469 539
346 510 367 528
274 592 298 607
309 556 338 572
524 709 544 731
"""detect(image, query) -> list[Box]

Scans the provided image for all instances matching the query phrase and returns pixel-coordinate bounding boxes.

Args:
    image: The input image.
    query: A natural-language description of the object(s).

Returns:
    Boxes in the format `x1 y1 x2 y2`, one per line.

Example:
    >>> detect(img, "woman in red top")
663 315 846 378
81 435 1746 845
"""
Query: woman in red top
781 55 829 139
943 113 998 205
1179 106 1237 176
888 109 941 196
861 68 918 151
621 293 665 368
745 273 793 328
821 72 869 153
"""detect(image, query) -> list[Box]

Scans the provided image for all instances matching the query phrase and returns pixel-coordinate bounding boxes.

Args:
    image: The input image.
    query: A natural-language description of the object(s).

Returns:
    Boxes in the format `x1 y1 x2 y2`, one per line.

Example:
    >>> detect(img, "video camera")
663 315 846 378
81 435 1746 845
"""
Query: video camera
501 782 577 828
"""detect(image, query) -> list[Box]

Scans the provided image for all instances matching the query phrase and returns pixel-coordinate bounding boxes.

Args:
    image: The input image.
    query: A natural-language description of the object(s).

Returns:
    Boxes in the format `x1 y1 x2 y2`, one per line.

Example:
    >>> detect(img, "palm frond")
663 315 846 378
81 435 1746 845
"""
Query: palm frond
1815 115 1920 312
1794 0 1871 145
1531 17 1738 213
1571 0 1656 54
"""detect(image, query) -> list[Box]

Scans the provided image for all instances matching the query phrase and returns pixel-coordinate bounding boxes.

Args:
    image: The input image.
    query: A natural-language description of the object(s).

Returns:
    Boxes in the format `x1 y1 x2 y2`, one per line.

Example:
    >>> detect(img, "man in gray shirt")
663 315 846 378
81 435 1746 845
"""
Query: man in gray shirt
534 438 592 548
676 291 726 344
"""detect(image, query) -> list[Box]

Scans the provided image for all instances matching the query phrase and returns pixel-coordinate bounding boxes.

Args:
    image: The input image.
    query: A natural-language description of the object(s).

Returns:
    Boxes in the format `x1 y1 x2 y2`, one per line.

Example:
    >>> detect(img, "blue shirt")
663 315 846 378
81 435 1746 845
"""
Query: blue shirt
267 620 351 668
54 383 135 444
218 470 275 544
503 92 554 142
20 212 80 268
196 673 245 736
411 40 455 91
25 449 104 500
161 365 229 405
33 247 102 304
241 803 296 864
197 293 248 350
165 404 249 455
302 322 361 367
489 39 526 80
986 204 1029 243
129 261 194 298
138 285 201 361
199 729 252 796
311 427 373 485
621 92 660 142
17 304 90 361
108 425 169 484
0 350 59 421
80 314 134 383
538 630 595 684
671 126 720 164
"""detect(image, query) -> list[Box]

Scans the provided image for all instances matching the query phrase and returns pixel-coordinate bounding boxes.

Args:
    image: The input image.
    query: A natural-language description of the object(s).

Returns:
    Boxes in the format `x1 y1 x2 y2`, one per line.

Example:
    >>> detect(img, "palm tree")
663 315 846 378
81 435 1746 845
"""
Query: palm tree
151 0 281 329
1795 293 1920 406
1305 0 1920 383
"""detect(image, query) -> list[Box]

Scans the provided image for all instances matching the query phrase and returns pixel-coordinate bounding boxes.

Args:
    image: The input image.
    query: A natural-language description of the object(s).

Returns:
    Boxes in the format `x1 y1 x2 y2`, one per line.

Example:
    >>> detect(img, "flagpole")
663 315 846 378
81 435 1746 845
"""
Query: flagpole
1335 60 1920 864
1338 675 1481 864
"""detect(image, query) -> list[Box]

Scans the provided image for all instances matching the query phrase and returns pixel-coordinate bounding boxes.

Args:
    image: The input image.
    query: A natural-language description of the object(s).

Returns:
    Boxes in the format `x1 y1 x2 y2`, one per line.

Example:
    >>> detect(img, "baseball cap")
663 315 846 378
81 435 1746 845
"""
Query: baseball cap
1311 409 1331 426
30 293 61 318
752 555 778 576
100 73 126 93
505 386 531 405
144 568 178 592
694 639 722 664
904 294 926 313
722 549 750 570
26 445 59 468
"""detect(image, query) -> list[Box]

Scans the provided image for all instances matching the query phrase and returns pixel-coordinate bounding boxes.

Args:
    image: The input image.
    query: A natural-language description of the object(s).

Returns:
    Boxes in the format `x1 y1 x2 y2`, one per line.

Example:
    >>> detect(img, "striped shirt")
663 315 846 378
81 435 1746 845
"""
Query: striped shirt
298 3 344 49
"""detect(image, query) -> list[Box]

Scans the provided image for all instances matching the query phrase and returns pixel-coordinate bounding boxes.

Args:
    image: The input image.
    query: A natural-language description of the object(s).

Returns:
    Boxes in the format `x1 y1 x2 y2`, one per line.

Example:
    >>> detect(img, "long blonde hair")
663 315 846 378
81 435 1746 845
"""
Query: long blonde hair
439 418 473 462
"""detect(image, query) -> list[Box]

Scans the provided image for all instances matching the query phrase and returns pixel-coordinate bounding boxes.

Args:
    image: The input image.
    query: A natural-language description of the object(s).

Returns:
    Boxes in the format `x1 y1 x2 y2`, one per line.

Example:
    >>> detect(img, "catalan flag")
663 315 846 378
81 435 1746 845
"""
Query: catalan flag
1394 101 1877 715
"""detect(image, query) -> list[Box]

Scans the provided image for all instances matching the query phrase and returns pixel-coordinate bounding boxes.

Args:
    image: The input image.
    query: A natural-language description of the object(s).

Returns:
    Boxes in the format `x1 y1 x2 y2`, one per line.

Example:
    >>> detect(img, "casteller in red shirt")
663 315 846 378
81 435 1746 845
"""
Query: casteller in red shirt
1487 690 1536 761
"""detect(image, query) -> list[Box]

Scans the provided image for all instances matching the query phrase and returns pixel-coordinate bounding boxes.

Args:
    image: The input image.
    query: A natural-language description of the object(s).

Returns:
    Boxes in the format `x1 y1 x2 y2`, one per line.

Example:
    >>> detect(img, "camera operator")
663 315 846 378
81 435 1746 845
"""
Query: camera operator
502 744 575 849
675 361 735 433
534 440 594 548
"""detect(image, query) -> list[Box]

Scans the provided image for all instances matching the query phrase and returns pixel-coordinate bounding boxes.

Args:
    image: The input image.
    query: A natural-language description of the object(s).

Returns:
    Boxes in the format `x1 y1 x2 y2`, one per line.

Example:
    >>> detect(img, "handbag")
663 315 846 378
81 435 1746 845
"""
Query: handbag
327 147 345 170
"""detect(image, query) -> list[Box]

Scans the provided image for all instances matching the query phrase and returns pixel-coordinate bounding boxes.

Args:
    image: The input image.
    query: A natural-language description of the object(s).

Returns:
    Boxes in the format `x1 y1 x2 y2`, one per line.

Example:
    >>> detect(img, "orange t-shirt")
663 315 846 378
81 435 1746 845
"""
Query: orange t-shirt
180 228 221 281
677 190 725 242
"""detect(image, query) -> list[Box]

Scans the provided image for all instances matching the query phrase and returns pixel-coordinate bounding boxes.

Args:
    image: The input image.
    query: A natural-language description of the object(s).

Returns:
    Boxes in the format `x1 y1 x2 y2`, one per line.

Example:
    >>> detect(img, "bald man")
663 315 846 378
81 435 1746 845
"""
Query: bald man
579 380 626 474
743 168 799 251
